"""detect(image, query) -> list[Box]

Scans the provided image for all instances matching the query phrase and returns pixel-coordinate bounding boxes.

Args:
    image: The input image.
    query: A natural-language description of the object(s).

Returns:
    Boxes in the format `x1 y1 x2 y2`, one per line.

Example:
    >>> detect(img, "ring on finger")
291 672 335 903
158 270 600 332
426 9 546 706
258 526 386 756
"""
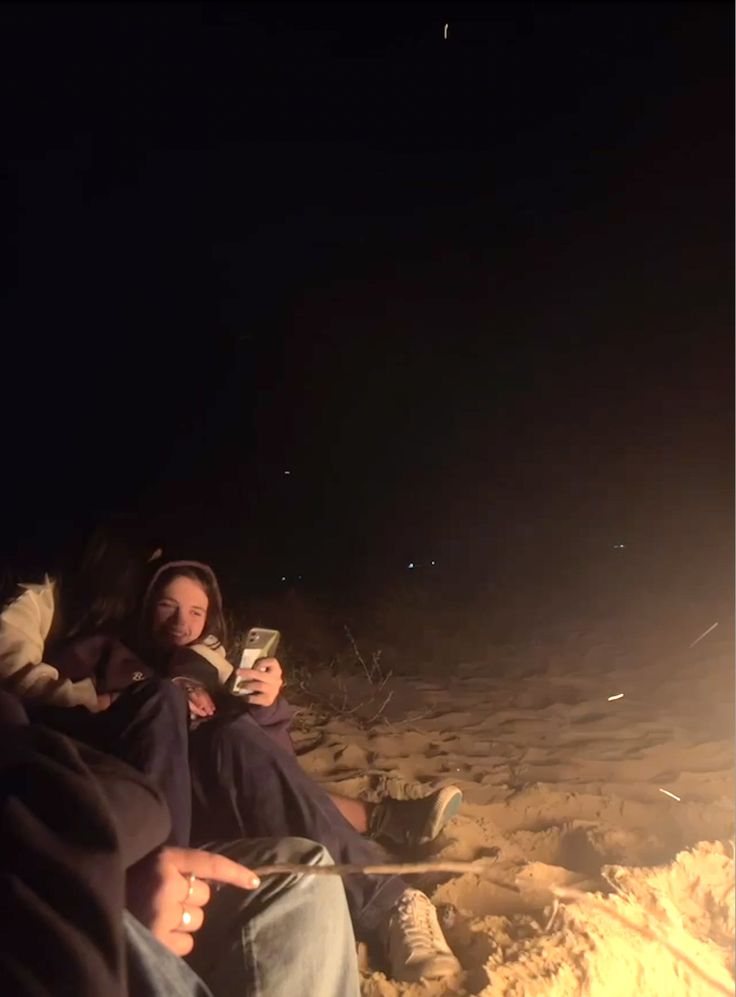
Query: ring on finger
179 906 194 930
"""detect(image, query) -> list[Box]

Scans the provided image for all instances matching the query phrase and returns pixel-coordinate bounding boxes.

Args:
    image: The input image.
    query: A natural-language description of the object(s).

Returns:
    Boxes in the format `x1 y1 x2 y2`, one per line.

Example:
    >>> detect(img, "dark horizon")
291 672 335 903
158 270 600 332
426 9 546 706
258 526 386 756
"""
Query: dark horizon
1 2 732 610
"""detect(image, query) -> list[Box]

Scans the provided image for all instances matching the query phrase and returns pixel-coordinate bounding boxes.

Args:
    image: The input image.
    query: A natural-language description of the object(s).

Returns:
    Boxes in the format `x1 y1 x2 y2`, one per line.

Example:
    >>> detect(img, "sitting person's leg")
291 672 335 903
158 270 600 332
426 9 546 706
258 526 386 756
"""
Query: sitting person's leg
1 692 361 997
32 676 192 845
107 677 192 846
190 714 405 934
186 837 360 997
190 715 461 982
125 911 213 997
328 786 464 847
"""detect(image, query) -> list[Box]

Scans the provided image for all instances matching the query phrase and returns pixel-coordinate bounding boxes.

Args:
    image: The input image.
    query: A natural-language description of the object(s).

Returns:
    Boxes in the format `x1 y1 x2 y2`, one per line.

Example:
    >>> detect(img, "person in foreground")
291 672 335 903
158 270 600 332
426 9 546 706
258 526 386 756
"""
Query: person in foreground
141 561 464 983
0 688 360 997
0 528 192 844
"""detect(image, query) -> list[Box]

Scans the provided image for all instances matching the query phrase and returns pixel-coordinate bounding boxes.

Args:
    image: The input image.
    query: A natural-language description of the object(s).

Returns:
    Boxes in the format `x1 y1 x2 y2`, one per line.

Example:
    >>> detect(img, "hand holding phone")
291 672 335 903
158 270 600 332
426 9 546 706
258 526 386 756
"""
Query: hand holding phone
233 657 283 707
230 628 281 697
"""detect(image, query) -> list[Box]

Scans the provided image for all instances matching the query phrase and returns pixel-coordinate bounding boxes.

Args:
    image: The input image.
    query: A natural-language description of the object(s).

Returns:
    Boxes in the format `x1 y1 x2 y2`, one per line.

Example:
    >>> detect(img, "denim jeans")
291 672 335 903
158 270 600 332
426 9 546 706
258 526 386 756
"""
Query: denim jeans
126 837 360 997
126 912 211 996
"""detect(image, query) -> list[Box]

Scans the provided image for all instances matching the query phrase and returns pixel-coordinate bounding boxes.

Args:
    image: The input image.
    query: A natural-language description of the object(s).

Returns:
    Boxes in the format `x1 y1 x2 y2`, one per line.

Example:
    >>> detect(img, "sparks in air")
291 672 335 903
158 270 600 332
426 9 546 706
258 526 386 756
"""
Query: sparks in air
607 693 624 701
689 621 718 648
658 788 682 802
444 23 448 40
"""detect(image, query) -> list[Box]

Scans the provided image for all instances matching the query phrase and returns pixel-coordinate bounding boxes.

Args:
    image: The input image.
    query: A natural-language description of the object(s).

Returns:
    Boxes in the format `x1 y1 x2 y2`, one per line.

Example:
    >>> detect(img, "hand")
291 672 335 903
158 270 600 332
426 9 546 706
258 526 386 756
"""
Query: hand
235 657 283 707
126 847 261 956
186 685 217 719
172 679 217 719
93 692 120 712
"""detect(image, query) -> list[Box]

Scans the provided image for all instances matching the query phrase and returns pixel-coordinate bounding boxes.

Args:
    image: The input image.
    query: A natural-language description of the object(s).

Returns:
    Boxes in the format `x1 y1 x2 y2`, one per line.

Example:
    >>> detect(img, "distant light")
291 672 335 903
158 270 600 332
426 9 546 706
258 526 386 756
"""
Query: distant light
430 560 436 566
407 562 415 569
613 543 626 549
444 22 449 39
658 788 681 802
607 693 624 701
297 575 303 580
281 576 287 582
284 470 291 475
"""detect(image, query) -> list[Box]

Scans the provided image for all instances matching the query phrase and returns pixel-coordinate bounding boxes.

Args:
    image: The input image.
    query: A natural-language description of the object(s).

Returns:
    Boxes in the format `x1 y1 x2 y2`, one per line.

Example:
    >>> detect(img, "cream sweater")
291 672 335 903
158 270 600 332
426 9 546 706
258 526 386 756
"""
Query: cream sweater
0 578 98 709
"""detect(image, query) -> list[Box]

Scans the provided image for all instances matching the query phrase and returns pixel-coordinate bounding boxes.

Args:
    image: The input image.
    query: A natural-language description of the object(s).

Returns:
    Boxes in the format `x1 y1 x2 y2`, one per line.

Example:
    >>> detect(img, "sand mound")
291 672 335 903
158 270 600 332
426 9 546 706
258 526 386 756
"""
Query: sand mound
477 841 734 997
360 842 734 996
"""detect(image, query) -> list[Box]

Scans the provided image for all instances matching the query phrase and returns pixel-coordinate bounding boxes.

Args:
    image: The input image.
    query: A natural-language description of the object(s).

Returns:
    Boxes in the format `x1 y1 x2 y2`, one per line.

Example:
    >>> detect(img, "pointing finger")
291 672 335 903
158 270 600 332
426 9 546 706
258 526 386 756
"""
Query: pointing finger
165 848 261 890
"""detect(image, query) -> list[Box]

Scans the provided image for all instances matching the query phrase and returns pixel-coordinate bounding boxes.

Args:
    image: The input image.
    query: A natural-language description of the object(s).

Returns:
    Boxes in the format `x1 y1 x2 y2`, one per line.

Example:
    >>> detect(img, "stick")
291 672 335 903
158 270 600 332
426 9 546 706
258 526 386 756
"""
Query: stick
552 886 733 996
250 861 733 993
252 858 519 892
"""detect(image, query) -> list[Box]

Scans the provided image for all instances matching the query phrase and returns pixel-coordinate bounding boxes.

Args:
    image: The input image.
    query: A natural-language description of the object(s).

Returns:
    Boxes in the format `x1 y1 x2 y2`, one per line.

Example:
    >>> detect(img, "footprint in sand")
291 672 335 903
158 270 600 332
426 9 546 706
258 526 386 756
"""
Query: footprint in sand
425 742 450 758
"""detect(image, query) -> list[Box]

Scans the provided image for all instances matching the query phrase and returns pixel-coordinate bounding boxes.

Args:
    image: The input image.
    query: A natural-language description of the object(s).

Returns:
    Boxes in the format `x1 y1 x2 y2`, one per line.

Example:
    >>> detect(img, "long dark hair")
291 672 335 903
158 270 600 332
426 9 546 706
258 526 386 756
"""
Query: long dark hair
141 564 228 652
61 526 153 642
1 521 154 649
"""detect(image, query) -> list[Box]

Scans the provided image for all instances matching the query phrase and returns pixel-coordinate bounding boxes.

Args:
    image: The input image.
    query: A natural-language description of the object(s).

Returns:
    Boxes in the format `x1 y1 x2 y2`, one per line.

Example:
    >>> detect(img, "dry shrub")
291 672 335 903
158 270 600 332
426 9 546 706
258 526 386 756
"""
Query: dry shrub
290 626 395 727
226 589 344 670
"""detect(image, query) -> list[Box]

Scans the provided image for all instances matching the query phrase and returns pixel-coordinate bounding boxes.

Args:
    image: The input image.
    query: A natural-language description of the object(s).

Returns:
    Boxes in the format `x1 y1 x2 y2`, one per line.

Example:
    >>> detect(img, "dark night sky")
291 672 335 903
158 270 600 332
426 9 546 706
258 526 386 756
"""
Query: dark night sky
1 2 733 602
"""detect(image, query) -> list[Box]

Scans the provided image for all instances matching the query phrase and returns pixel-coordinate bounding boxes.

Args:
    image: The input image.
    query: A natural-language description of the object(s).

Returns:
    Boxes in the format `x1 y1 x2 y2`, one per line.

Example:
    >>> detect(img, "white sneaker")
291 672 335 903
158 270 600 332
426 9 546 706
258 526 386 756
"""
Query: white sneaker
385 888 462 982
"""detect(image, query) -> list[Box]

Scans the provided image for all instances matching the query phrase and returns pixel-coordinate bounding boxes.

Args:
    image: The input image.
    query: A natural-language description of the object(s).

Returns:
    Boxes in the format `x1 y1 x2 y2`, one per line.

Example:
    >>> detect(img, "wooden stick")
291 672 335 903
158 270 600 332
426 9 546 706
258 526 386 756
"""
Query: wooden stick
250 861 732 994
553 886 734 996
252 858 519 892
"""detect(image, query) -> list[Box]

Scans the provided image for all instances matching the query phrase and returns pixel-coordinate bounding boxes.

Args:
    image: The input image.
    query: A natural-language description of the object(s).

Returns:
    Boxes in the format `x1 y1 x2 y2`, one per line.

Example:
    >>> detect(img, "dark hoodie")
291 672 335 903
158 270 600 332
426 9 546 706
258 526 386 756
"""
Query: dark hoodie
140 561 296 754
0 689 171 997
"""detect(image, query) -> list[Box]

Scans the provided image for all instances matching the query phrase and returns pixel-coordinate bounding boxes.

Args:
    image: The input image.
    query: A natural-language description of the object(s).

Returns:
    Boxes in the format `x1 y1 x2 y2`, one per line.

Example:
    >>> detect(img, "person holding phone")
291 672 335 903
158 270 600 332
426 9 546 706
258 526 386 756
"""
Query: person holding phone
143 562 462 846
139 561 463 984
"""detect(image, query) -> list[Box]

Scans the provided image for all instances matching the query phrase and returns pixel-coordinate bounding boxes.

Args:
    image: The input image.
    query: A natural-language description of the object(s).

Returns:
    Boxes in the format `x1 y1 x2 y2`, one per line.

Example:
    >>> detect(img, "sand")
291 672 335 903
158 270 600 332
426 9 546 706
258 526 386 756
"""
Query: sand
292 625 734 996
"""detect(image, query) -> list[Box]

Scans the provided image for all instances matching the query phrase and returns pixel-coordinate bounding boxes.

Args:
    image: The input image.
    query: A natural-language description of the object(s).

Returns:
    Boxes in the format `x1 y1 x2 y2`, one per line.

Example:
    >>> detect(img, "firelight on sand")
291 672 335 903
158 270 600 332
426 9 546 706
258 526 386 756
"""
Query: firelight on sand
296 620 733 994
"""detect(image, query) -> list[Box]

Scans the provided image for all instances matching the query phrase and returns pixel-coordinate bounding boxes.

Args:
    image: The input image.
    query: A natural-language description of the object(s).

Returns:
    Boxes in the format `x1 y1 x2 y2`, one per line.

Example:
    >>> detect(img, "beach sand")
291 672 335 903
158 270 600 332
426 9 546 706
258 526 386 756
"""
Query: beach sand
292 624 734 995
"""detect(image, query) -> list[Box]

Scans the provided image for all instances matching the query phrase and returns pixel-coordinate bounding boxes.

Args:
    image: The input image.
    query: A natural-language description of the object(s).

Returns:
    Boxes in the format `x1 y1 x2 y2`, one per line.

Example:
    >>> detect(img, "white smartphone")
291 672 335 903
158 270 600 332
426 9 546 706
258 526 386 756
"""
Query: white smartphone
230 627 281 696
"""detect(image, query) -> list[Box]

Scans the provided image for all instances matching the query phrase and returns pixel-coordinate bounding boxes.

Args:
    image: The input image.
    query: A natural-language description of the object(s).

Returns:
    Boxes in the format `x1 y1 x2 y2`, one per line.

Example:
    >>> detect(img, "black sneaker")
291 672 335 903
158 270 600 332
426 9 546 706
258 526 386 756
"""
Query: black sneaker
370 785 463 847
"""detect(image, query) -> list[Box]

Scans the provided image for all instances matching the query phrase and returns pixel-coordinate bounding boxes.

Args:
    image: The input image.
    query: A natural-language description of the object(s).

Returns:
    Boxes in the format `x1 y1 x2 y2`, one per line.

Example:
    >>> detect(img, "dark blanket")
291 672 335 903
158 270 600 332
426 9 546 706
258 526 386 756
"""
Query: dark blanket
49 636 295 753
0 690 170 996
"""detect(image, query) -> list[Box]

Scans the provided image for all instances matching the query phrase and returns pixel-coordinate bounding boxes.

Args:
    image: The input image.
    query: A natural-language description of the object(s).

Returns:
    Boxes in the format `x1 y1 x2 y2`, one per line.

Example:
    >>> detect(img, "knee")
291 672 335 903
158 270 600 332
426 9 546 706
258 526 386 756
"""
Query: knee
208 716 275 760
236 836 334 869
134 675 184 709
149 675 185 706
278 837 335 868
214 836 335 872
279 839 347 910
121 677 188 728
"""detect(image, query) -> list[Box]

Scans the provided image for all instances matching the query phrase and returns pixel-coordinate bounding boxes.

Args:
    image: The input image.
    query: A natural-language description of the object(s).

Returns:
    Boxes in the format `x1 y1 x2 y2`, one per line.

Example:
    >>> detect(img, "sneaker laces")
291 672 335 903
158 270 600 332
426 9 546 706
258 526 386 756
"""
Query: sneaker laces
393 890 449 953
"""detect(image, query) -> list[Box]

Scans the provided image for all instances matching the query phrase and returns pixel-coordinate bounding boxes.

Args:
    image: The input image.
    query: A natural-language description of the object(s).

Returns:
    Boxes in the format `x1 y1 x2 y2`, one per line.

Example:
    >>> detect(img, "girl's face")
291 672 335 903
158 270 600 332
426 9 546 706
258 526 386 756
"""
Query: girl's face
151 575 209 649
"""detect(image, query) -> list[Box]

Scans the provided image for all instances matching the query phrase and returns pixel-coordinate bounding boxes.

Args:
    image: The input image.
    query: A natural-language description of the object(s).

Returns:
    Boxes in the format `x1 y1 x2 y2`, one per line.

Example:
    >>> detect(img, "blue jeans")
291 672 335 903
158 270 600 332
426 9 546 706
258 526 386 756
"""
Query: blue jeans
126 837 360 997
